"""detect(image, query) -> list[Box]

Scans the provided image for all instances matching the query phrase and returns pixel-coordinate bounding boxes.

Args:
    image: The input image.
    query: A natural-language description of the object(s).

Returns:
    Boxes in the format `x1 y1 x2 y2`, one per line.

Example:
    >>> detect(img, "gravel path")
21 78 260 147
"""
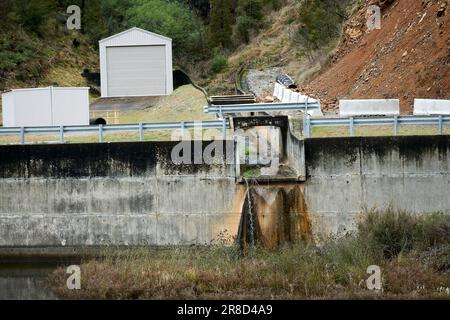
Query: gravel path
246 68 286 99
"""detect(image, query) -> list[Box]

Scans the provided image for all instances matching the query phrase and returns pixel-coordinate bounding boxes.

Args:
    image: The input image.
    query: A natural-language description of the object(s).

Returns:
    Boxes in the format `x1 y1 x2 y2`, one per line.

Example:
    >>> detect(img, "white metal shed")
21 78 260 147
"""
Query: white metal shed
99 27 174 98
1 87 90 127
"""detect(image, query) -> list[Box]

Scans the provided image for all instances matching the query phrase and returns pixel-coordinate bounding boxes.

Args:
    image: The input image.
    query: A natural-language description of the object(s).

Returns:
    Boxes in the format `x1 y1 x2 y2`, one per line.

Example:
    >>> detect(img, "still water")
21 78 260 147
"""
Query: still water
0 263 60 300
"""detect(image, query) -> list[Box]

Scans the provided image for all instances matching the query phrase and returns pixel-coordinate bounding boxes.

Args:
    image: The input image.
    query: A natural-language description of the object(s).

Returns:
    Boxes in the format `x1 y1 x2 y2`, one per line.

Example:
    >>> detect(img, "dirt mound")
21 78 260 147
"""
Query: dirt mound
302 0 450 114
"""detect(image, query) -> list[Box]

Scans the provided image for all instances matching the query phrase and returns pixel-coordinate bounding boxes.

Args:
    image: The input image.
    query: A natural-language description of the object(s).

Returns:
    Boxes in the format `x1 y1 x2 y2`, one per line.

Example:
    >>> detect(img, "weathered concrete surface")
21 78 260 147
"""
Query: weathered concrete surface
304 136 450 236
0 135 449 248
237 184 311 251
0 142 241 247
233 116 306 181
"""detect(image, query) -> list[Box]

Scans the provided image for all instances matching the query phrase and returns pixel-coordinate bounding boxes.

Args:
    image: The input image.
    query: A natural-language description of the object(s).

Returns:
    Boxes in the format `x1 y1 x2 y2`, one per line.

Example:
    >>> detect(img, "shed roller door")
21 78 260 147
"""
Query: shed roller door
107 45 166 97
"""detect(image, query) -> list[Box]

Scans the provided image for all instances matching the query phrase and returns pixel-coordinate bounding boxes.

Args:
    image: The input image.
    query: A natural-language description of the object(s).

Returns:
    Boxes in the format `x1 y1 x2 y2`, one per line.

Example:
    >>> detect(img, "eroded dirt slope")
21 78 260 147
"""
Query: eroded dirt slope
303 0 450 114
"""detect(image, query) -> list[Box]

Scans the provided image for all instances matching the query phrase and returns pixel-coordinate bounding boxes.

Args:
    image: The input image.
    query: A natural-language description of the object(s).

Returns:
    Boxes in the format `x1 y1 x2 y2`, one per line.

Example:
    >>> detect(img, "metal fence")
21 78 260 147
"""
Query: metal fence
0 119 230 145
1 114 449 145
204 101 321 115
304 115 450 137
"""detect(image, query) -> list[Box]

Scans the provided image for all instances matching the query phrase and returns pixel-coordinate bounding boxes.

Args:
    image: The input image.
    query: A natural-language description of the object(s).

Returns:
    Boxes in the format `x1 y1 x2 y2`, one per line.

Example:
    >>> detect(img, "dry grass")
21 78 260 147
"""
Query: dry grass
47 210 450 300
117 85 211 124
312 125 450 138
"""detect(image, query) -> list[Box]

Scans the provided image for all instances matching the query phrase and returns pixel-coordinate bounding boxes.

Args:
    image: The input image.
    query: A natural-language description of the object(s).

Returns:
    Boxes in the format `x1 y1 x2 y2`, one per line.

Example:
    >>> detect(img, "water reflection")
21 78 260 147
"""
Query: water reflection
0 263 58 300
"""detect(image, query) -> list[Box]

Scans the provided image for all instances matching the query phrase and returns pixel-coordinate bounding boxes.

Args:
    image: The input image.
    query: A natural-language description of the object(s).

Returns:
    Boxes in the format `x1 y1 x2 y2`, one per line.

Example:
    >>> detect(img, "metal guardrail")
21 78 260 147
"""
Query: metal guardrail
204 101 321 115
2 114 448 145
0 119 230 145
304 115 450 137
209 95 256 106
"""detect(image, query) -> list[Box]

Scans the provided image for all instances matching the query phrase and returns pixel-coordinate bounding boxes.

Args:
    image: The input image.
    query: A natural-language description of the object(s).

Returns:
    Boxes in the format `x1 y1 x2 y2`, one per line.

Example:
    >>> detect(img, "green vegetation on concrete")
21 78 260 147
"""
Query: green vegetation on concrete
47 210 450 299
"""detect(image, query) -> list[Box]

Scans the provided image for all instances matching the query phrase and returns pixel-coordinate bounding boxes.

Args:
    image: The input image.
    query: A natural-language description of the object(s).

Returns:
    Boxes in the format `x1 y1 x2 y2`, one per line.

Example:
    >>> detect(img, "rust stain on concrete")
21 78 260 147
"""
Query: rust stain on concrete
212 186 248 245
236 183 312 250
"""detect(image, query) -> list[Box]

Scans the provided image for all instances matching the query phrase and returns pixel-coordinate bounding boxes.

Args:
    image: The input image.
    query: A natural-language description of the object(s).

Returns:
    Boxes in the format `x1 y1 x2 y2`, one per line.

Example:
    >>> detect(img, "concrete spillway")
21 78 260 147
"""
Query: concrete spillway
237 182 311 251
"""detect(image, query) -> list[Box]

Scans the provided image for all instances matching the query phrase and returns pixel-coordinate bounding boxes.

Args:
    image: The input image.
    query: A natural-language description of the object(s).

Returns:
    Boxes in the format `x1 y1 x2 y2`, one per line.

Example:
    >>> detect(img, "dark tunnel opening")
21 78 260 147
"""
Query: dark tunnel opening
90 118 107 125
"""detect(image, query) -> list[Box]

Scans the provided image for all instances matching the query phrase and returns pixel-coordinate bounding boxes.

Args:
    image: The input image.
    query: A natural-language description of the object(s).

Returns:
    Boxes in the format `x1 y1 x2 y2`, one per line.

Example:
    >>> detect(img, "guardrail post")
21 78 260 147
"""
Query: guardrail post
303 98 310 138
308 116 312 138
393 116 399 136
20 127 25 145
222 118 227 141
438 115 443 135
303 115 311 138
139 123 144 142
59 126 64 144
98 124 103 143
181 122 186 140
349 117 355 137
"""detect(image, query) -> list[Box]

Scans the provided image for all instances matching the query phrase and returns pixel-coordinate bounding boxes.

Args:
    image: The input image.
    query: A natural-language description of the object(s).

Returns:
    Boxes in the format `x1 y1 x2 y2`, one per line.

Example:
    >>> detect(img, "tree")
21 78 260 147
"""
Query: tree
184 0 211 19
234 0 263 44
209 0 233 49
0 1 13 23
125 0 207 63
296 0 348 52
9 0 56 36
82 0 108 43
101 0 133 34
238 0 263 21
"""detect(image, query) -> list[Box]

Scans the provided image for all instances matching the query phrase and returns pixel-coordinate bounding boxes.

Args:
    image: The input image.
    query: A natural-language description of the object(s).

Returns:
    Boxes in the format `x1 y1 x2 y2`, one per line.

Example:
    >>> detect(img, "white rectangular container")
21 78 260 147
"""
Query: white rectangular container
1 87 90 127
340 99 400 117
414 99 450 115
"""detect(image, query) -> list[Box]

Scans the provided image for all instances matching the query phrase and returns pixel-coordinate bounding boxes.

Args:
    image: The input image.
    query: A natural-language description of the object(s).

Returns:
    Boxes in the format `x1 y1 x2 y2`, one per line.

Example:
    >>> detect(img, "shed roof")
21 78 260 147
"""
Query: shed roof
99 27 172 44
2 87 89 95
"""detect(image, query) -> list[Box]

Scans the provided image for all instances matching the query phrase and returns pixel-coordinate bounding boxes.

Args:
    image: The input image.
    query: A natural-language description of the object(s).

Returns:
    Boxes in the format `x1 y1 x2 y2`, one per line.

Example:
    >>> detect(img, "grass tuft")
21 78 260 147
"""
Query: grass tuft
47 210 450 300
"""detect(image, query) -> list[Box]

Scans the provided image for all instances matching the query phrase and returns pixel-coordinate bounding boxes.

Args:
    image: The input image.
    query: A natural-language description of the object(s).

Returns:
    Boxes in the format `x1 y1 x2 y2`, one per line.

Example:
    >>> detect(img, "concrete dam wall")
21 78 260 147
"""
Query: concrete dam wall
0 135 448 247
304 136 449 236
0 142 240 247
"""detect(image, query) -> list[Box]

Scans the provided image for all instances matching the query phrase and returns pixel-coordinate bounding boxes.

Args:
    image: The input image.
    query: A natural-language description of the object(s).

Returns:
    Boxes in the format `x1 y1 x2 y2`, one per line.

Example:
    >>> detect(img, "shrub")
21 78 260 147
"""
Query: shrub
421 244 450 272
415 212 450 249
382 256 449 296
238 0 264 21
211 51 228 74
47 210 450 300
358 209 450 259
0 34 47 85
358 209 418 258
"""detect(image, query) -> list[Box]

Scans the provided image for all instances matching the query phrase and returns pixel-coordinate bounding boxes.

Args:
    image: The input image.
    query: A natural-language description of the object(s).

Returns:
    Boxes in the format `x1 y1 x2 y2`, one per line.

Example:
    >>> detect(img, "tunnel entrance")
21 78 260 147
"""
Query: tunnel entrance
90 118 107 125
